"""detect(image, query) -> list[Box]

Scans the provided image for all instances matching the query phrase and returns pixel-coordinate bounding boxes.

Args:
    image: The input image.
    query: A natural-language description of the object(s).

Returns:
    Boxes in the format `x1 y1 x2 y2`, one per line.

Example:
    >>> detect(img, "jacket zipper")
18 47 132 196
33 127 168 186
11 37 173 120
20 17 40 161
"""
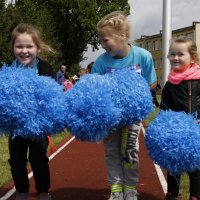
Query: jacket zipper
189 81 192 114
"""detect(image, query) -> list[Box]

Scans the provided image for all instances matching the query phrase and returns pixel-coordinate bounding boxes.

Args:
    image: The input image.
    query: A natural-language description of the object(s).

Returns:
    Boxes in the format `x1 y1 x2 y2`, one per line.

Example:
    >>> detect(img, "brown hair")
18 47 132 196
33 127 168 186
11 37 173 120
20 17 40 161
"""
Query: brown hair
64 72 71 80
11 23 55 54
169 37 199 64
86 61 94 73
97 11 131 40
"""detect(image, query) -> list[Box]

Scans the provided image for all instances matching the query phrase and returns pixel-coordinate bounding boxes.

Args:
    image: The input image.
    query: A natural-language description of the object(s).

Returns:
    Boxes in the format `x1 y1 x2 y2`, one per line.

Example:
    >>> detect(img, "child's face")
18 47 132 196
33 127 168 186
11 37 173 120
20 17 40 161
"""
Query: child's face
168 42 194 72
13 33 40 67
98 26 127 58
61 66 66 72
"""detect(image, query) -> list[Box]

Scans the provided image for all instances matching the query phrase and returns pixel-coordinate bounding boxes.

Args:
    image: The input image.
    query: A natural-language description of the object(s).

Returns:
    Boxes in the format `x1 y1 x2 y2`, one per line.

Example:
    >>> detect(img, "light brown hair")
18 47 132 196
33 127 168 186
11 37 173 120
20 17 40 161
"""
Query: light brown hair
169 37 199 64
97 11 131 40
11 23 55 54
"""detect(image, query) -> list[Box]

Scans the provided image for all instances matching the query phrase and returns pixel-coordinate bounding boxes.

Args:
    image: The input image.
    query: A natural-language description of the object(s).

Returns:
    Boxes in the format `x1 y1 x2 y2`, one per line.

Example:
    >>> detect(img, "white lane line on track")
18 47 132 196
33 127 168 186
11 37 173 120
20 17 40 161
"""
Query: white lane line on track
1 129 167 199
154 164 167 194
141 126 167 194
48 136 75 161
0 136 75 200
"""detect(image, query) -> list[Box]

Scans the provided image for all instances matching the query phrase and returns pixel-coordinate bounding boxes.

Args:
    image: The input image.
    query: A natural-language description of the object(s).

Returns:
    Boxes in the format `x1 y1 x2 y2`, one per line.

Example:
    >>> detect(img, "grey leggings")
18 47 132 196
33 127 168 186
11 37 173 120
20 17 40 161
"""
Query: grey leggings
103 122 141 186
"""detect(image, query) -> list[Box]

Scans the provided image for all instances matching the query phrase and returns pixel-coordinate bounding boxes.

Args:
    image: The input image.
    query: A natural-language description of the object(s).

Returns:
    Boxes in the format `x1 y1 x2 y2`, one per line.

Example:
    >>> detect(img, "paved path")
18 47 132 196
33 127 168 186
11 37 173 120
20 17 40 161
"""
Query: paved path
0 130 166 200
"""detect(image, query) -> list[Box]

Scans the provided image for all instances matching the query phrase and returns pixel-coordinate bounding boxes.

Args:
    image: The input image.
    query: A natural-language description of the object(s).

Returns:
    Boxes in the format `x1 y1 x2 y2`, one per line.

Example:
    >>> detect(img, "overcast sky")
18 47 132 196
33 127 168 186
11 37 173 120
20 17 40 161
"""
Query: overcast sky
81 0 200 68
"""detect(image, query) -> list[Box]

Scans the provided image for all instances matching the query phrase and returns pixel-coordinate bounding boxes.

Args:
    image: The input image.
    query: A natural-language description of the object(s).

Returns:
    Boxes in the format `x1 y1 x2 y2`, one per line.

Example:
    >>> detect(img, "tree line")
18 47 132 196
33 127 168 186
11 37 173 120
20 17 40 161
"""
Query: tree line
0 0 130 74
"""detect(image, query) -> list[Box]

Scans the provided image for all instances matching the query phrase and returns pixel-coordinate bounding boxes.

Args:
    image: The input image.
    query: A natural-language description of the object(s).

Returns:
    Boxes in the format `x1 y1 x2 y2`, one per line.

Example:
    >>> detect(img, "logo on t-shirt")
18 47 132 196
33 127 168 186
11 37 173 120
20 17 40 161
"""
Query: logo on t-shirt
129 64 141 74
106 64 141 74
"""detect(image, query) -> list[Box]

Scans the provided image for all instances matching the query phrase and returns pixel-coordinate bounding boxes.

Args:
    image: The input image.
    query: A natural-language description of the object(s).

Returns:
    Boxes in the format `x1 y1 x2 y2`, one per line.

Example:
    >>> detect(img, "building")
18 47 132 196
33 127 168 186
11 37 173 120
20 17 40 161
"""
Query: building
134 22 200 85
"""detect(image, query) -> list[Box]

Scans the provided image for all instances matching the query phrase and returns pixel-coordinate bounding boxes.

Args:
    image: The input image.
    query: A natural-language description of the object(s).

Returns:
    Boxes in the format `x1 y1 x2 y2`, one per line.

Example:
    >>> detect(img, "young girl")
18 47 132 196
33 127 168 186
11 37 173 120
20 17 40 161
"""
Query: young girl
91 11 157 200
56 65 66 85
8 23 55 200
160 37 200 200
86 61 94 74
63 71 73 91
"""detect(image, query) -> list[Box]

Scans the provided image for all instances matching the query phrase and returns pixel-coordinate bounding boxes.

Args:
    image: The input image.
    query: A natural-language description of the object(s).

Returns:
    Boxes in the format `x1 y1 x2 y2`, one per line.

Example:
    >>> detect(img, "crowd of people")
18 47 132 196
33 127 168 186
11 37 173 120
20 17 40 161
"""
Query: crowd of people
2 9 200 200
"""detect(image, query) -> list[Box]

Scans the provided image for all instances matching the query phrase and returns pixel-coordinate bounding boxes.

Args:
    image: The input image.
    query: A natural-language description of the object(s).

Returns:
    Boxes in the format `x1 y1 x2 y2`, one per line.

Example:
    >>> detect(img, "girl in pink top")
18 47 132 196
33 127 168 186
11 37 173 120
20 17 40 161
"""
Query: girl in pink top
63 72 73 91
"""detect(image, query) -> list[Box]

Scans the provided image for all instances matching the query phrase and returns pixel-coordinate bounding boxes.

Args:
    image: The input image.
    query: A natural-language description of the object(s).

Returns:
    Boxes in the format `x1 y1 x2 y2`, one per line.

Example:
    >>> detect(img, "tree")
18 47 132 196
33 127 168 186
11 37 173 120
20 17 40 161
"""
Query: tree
31 0 130 71
0 0 13 64
0 0 60 69
1 0 130 73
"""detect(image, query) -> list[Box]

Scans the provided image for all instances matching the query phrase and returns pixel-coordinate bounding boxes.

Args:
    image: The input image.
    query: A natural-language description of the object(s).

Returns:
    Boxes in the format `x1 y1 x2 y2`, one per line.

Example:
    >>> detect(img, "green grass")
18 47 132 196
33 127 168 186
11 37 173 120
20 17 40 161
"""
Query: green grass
0 131 68 187
50 130 69 146
0 136 11 187
180 174 190 200
144 106 160 125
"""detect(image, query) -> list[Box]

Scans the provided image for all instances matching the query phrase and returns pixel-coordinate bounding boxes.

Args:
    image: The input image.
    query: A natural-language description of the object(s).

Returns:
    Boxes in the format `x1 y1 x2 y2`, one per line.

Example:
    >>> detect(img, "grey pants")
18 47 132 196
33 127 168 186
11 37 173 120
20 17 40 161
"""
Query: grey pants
103 122 141 186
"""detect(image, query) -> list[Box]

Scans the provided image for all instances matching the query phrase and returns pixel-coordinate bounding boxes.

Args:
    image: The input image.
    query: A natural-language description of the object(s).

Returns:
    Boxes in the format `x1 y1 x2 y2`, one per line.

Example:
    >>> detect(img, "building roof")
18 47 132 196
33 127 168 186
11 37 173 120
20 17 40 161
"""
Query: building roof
135 21 200 41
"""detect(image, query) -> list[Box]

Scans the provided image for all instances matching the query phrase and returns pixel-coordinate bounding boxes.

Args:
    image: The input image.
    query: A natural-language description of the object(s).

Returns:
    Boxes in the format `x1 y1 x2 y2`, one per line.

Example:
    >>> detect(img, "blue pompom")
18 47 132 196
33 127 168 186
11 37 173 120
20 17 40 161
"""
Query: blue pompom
64 73 121 142
145 110 200 175
0 65 66 138
65 68 153 141
0 65 153 142
110 68 153 126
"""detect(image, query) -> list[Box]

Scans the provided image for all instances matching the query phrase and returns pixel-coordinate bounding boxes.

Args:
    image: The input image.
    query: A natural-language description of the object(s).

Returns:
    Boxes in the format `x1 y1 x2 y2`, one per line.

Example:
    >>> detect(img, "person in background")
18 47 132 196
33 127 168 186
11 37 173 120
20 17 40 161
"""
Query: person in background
160 37 200 200
72 67 87 83
85 61 94 74
91 11 157 200
8 23 55 200
63 71 73 91
56 65 66 85
79 67 88 76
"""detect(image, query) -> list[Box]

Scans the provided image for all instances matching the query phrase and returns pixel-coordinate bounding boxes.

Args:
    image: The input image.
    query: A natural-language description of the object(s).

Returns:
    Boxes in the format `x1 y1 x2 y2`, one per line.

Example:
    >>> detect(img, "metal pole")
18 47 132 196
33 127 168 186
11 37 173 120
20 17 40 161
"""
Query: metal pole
162 0 172 87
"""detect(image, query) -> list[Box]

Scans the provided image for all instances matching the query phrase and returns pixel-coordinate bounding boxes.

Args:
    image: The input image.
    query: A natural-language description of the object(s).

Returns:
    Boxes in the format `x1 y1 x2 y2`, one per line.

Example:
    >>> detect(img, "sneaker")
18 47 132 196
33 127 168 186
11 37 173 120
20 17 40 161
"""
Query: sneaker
37 193 52 200
124 190 138 200
15 193 28 200
108 192 123 200
165 192 178 200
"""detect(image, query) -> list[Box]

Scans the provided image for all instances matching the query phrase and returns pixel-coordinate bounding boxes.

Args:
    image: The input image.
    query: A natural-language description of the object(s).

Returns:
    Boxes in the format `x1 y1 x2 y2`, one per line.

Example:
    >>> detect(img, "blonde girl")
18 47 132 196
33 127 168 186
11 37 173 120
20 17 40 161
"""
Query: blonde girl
91 11 157 200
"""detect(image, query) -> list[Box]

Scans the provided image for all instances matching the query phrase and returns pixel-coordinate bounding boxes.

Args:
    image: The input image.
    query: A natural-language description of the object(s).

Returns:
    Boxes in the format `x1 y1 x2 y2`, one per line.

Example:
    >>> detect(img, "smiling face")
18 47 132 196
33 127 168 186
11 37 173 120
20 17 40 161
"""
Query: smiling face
168 42 195 72
98 26 129 59
13 33 40 67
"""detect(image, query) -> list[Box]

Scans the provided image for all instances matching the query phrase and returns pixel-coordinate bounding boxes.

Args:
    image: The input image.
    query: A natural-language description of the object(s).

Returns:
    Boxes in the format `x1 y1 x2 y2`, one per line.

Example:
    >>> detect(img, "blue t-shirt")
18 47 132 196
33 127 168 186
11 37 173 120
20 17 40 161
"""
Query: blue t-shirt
11 59 39 75
91 45 157 85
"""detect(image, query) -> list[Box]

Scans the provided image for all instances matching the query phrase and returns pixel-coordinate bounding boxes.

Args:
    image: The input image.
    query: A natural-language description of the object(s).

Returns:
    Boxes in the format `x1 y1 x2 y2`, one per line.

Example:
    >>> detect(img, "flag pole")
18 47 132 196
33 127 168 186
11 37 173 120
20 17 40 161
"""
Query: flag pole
162 0 172 87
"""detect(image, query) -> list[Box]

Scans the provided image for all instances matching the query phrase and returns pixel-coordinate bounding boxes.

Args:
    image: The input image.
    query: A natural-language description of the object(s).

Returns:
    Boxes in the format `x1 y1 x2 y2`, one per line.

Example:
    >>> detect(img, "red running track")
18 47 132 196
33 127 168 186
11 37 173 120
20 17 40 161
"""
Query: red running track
0 131 165 200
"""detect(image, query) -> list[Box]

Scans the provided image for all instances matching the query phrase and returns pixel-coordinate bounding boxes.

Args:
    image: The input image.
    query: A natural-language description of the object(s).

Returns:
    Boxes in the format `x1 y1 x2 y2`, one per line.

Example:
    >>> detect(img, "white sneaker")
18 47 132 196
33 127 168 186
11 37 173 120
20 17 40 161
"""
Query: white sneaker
108 192 124 200
124 190 138 200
